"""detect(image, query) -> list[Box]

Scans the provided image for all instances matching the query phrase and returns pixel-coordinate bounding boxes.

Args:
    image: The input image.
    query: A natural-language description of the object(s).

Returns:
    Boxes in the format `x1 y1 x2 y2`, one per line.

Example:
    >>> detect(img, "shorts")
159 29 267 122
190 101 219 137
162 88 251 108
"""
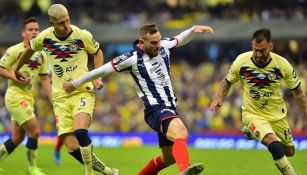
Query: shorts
144 105 178 147
5 94 35 125
243 116 294 146
53 92 95 136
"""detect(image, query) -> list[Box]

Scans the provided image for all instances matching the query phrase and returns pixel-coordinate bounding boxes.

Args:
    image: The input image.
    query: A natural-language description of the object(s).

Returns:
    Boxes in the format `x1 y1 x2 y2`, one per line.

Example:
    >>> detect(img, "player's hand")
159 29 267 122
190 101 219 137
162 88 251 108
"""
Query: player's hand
14 71 32 85
210 98 222 111
63 81 75 93
92 79 104 90
193 25 214 34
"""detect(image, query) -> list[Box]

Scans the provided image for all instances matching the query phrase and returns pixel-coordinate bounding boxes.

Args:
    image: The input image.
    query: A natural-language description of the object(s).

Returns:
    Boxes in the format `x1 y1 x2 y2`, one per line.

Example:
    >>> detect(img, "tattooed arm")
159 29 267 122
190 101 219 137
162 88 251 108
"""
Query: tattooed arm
210 78 232 110
291 84 307 120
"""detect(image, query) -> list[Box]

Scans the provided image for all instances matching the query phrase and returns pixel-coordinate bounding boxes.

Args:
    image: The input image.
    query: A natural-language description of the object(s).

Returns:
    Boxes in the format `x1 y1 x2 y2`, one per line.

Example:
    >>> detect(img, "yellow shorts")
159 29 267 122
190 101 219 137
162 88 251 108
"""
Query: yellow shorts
243 117 294 146
5 94 35 125
53 92 95 136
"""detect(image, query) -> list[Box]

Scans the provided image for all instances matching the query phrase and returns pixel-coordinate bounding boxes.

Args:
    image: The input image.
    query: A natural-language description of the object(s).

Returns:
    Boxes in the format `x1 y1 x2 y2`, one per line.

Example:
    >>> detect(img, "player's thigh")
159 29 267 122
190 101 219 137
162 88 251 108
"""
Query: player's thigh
53 98 74 136
272 117 295 149
11 121 26 144
5 95 35 126
243 116 275 143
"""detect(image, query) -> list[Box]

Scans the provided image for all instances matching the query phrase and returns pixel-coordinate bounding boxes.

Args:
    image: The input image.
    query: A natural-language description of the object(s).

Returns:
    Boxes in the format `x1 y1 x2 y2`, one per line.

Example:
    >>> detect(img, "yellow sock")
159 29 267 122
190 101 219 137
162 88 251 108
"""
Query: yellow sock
26 149 37 170
80 144 94 175
275 156 297 175
0 144 9 161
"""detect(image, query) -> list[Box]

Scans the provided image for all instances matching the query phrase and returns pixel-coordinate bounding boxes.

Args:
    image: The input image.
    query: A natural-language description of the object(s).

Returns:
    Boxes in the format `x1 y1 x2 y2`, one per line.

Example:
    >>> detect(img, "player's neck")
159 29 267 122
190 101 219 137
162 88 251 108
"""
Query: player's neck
23 40 30 47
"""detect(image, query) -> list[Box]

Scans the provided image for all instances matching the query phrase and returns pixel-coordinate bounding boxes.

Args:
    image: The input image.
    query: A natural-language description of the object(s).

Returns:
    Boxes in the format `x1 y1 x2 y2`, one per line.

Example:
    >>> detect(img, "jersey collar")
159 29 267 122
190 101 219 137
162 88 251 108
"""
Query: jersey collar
251 56 272 68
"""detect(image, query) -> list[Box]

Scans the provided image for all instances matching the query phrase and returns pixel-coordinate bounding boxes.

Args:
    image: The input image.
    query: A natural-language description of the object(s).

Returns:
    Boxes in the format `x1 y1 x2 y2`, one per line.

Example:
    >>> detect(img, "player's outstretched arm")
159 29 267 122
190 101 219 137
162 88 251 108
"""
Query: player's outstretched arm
175 25 214 46
291 84 307 119
14 47 35 81
210 78 232 110
63 62 115 93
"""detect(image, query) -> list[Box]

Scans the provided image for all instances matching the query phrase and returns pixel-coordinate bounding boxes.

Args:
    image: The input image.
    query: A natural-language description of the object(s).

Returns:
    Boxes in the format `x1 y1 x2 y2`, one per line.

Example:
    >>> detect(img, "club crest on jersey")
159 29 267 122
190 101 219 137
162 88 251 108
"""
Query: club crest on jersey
69 44 78 52
268 73 276 81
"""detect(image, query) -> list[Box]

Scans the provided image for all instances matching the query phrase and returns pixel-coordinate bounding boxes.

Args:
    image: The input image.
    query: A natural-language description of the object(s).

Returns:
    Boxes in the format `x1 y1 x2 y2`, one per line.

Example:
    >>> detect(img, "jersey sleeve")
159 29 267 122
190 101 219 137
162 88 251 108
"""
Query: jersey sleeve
111 51 135 72
0 46 20 70
30 31 46 52
225 56 242 84
39 52 49 75
281 60 301 89
81 29 100 55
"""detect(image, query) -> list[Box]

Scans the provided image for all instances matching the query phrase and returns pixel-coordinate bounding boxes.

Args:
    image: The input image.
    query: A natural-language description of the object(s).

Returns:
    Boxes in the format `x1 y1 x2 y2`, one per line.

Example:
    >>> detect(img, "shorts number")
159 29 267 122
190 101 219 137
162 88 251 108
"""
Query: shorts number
80 98 86 107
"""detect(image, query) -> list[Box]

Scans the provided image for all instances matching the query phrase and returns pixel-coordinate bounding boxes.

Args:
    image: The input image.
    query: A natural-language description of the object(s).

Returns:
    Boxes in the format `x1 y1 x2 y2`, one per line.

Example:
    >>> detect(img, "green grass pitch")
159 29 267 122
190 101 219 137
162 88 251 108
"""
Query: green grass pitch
0 145 306 175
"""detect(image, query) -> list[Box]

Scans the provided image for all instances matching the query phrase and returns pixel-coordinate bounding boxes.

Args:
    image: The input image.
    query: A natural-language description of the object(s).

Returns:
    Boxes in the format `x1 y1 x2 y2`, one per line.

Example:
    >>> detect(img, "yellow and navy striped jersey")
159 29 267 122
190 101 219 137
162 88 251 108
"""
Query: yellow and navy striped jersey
0 42 48 98
226 51 300 121
30 25 100 100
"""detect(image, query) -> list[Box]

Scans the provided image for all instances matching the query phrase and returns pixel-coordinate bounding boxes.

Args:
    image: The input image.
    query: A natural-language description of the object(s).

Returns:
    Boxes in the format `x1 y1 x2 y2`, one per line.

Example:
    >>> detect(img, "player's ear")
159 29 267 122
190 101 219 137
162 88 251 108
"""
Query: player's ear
270 42 273 51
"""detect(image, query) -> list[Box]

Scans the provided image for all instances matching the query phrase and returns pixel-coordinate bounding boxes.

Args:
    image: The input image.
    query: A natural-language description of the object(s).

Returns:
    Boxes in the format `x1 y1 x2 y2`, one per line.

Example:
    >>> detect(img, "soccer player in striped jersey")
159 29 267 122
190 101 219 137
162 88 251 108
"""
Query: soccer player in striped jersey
14 4 119 175
0 17 51 175
63 24 214 175
211 28 307 175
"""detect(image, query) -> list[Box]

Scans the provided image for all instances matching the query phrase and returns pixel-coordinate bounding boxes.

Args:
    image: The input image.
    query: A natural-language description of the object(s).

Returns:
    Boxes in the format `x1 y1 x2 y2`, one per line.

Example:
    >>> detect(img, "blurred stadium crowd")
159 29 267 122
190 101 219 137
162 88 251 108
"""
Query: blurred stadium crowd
0 0 306 134
0 0 307 27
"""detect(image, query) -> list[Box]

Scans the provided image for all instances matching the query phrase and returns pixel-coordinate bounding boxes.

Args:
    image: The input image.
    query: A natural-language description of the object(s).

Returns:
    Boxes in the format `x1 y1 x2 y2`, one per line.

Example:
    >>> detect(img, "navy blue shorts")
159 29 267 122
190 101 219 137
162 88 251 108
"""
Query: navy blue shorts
144 105 178 147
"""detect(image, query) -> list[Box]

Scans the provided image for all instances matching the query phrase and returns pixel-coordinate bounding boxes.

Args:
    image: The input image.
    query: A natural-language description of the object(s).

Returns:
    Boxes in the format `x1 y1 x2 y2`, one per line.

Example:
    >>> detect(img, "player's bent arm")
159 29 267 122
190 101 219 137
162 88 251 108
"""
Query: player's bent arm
175 25 214 46
93 49 104 68
72 62 115 88
40 75 52 103
14 47 35 73
0 66 16 80
215 78 232 100
291 84 307 118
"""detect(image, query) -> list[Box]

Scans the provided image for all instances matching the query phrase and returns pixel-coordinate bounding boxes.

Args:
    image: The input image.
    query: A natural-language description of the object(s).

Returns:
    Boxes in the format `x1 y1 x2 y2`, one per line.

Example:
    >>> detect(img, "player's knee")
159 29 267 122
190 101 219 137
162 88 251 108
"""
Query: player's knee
27 129 40 139
284 147 295 157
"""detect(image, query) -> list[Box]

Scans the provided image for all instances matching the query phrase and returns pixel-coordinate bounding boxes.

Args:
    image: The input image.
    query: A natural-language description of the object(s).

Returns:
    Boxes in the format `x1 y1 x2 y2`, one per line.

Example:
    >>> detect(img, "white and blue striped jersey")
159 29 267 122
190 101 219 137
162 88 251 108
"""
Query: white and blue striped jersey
111 38 178 109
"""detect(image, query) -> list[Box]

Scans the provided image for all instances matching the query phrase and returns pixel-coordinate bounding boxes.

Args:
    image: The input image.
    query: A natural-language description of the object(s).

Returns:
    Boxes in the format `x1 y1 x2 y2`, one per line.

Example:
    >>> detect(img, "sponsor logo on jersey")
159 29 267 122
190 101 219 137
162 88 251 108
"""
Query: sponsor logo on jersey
54 64 64 78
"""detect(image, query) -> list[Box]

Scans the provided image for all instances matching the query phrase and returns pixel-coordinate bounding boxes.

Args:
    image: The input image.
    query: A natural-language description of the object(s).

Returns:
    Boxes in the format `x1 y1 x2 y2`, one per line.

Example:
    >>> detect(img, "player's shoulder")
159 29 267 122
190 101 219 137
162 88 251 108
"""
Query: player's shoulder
6 42 24 52
113 50 136 65
71 25 92 35
270 52 290 65
38 27 54 37
160 37 178 50
233 51 253 65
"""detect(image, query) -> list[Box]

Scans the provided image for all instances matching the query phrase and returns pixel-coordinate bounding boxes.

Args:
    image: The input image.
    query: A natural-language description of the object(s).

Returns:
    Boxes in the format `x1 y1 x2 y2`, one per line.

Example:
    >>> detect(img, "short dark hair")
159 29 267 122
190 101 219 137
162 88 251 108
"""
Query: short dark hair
138 24 159 39
252 28 271 43
22 17 38 29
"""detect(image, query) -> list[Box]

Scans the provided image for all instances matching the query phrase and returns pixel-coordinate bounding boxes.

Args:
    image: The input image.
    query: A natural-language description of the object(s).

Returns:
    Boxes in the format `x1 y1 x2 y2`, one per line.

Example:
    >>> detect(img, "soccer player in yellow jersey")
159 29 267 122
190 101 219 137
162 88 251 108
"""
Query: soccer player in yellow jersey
211 28 307 175
0 17 51 175
14 4 119 175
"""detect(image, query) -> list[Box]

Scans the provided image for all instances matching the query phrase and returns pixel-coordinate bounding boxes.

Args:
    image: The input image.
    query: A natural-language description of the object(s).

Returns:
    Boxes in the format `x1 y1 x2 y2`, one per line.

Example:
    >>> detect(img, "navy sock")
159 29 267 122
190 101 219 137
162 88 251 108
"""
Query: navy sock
4 138 17 154
74 129 92 147
268 141 285 160
26 137 38 150
69 148 84 164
